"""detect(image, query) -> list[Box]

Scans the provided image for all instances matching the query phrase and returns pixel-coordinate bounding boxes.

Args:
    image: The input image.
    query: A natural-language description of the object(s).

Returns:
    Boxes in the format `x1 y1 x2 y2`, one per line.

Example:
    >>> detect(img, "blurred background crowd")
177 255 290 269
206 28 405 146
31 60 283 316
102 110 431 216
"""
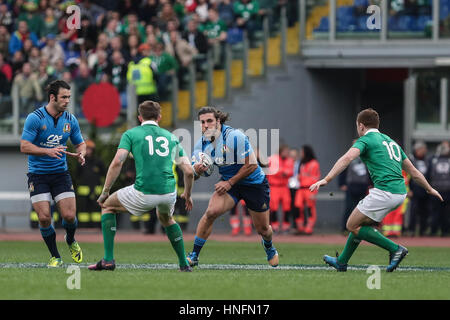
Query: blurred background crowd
0 0 296 117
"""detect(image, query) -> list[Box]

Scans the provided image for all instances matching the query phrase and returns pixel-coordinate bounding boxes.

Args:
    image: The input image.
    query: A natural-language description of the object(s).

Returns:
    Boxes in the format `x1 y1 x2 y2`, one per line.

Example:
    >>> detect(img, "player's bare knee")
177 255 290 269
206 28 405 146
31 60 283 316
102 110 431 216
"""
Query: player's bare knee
205 207 221 220
256 224 271 237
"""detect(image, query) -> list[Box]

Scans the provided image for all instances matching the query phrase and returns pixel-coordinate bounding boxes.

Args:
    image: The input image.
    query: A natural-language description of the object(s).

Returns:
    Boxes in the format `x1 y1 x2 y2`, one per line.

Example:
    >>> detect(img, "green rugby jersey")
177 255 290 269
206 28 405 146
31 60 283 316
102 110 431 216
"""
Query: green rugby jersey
118 121 186 195
352 129 407 194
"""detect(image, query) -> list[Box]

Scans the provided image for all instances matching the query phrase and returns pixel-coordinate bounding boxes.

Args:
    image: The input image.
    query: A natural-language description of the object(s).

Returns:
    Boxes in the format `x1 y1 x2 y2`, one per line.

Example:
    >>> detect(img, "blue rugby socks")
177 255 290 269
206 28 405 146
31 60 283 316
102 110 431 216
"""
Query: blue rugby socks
62 217 78 245
192 236 206 257
40 225 60 258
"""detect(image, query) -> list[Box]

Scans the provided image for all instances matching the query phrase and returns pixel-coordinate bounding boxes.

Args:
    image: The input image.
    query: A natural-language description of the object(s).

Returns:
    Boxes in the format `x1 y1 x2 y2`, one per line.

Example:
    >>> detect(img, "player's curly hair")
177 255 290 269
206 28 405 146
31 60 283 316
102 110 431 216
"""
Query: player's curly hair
198 106 230 124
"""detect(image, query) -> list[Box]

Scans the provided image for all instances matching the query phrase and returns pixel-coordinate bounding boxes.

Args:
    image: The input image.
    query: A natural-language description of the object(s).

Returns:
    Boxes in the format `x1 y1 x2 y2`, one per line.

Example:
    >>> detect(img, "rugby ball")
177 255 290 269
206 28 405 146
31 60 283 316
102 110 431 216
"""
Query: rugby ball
194 152 215 177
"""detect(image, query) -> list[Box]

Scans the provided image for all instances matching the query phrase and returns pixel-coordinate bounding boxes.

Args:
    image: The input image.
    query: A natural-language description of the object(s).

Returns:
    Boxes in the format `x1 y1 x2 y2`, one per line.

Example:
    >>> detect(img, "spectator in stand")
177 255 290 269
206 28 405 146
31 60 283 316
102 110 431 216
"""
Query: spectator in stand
120 12 146 41
118 0 140 18
0 25 11 57
79 15 99 54
58 6 78 48
124 34 141 63
21 38 34 60
0 52 12 84
217 0 235 28
52 57 66 79
108 36 127 61
17 2 44 38
41 7 59 39
9 20 39 55
92 50 110 83
79 0 106 27
196 0 210 23
41 33 65 67
107 50 128 108
0 51 11 96
127 43 159 103
199 8 227 68
13 61 43 114
406 141 430 236
11 50 26 76
166 30 197 88
182 18 209 56
28 46 41 72
0 3 14 33
233 0 260 46
428 141 450 237
37 57 56 97
74 61 94 106
139 0 159 25
150 41 178 100
156 3 179 32
161 19 180 47
104 17 120 40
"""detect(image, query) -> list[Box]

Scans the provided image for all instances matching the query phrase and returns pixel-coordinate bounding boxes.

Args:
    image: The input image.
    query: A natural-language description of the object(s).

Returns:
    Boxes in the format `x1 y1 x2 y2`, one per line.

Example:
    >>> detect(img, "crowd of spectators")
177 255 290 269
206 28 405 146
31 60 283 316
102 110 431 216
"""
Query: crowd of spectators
0 0 291 117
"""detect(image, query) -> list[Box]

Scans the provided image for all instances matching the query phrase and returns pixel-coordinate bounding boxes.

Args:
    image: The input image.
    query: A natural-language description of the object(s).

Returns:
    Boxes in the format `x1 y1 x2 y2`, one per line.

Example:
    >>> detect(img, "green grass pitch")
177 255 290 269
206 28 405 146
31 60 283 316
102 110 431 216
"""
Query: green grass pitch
0 240 449 300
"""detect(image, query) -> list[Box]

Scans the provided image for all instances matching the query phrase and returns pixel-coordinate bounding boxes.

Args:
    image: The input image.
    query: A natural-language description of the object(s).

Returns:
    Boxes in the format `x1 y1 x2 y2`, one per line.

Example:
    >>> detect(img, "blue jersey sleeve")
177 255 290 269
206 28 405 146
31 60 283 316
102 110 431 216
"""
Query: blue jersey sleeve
191 139 203 165
70 115 84 146
226 129 253 164
21 113 40 143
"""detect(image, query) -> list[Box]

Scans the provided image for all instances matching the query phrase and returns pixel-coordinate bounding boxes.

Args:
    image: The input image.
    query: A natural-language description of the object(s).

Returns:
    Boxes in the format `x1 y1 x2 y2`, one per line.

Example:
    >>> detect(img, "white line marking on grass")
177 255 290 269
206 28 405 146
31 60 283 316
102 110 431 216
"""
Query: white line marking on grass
0 263 449 272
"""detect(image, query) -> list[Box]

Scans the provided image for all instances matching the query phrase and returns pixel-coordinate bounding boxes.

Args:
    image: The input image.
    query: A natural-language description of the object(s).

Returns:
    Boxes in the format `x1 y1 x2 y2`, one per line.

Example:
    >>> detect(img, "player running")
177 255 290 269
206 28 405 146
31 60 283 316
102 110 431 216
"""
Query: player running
310 108 443 272
20 80 86 267
186 106 278 268
88 101 194 272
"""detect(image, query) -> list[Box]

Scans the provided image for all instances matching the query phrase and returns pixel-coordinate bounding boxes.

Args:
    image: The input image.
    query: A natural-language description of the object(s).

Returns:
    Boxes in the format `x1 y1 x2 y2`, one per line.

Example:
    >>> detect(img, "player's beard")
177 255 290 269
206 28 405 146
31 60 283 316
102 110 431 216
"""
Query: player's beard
203 124 220 142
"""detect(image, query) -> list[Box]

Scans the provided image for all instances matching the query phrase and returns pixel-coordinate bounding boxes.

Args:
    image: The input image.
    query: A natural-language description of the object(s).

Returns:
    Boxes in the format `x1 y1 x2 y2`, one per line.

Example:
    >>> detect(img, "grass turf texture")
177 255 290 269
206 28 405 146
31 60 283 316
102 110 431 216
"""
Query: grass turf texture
0 241 449 299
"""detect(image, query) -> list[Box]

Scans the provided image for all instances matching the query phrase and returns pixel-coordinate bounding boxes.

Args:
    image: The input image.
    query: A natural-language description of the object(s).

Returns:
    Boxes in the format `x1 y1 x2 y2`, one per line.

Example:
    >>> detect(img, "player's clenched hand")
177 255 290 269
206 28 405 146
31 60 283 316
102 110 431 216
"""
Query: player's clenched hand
309 179 328 192
46 145 67 159
193 163 208 175
428 188 444 202
97 191 109 207
215 180 232 196
181 192 193 211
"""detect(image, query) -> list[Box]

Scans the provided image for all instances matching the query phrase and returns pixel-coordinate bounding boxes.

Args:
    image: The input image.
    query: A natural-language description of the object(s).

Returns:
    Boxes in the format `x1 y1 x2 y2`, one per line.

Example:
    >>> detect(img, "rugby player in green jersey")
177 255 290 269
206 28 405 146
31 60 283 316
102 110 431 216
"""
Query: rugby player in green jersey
89 101 195 272
310 108 443 272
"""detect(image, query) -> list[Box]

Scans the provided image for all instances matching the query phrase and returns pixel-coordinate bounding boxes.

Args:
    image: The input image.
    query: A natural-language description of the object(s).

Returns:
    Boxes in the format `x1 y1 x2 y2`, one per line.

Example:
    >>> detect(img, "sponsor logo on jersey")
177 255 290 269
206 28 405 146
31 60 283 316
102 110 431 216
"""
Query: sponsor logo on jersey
40 134 63 147
63 123 71 133
41 124 47 131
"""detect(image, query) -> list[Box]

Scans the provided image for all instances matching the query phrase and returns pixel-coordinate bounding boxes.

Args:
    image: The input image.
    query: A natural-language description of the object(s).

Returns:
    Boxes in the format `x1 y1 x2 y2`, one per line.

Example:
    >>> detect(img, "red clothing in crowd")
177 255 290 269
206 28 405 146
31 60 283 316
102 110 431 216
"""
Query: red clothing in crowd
268 154 294 231
295 159 320 234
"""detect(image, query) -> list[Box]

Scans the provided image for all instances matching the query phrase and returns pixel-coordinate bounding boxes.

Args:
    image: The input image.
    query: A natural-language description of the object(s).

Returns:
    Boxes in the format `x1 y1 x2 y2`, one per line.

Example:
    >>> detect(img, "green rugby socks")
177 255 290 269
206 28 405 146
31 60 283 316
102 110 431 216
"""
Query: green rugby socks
337 232 361 264
165 223 189 267
101 213 116 261
357 226 399 253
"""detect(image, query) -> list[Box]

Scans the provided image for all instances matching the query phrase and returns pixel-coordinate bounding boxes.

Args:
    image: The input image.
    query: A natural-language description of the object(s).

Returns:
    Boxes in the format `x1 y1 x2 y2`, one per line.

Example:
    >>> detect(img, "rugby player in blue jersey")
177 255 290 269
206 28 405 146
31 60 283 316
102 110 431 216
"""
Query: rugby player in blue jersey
20 80 86 267
187 106 278 267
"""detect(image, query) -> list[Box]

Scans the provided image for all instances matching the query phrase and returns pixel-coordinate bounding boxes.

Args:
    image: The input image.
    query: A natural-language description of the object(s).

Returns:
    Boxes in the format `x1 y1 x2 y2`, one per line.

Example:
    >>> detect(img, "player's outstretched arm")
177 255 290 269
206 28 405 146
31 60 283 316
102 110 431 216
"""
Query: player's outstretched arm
20 139 67 159
97 148 129 206
310 147 360 192
178 156 195 211
402 158 444 202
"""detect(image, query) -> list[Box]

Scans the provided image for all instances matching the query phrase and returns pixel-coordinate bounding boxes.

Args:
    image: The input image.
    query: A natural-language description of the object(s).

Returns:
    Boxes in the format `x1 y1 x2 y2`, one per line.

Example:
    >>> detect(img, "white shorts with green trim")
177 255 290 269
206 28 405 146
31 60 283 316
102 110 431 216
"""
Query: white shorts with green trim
117 185 177 217
356 188 407 222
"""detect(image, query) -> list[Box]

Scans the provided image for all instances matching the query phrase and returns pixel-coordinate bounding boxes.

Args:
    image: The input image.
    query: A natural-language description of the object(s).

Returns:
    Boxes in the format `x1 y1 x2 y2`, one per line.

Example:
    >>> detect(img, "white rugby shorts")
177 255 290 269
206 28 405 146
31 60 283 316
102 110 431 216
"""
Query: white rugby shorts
117 185 177 216
356 188 407 222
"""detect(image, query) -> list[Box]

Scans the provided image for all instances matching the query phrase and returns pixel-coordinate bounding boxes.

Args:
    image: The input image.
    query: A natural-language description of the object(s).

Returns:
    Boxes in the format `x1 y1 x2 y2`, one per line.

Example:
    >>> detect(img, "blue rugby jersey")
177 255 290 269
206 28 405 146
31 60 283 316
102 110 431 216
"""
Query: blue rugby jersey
21 106 84 174
192 124 265 185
